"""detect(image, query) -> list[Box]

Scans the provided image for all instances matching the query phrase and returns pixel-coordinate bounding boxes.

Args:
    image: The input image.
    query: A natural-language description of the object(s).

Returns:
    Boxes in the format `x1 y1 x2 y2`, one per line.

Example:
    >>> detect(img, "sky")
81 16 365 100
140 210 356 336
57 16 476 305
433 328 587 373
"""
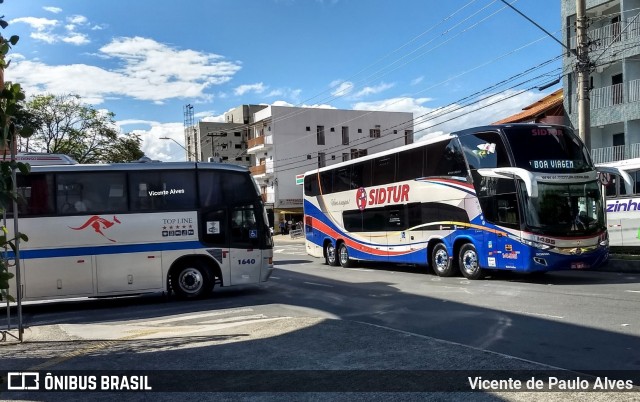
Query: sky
3 0 564 162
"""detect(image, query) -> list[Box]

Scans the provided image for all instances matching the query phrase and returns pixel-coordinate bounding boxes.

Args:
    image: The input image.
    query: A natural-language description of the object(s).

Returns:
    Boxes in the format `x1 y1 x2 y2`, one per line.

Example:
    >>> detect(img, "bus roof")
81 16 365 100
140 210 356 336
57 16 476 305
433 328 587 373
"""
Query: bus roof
1 153 79 165
27 160 250 173
302 123 574 177
303 132 455 177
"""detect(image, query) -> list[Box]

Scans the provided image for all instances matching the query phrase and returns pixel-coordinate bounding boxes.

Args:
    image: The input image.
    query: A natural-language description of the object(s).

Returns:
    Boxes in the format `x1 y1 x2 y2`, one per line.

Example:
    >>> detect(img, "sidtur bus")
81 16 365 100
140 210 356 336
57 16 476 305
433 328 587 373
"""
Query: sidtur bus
6 155 273 301
596 158 640 252
303 124 611 279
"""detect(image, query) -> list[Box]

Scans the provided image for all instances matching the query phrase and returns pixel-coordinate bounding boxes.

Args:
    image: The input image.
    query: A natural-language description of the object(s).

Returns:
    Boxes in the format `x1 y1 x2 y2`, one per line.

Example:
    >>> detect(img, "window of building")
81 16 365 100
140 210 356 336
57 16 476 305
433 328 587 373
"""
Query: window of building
370 125 381 138
405 130 413 145
317 125 325 145
342 153 350 162
318 152 326 168
351 148 367 159
342 126 349 145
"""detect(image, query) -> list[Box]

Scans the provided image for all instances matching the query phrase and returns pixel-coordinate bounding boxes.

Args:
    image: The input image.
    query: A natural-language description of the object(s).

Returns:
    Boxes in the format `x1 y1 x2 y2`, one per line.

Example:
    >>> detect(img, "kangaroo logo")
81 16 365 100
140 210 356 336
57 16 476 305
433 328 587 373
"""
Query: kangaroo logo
70 216 121 242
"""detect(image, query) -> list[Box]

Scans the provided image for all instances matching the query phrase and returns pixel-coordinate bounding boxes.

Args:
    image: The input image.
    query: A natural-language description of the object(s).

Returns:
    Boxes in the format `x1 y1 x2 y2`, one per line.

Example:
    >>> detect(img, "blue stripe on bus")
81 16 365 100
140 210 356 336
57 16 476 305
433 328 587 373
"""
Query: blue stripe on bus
6 241 204 260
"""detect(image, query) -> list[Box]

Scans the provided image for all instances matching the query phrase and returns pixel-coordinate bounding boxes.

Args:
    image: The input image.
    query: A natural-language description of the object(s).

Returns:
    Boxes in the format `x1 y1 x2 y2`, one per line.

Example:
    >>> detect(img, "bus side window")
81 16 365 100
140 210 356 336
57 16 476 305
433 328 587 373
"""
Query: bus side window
202 208 227 246
129 171 196 211
13 173 55 216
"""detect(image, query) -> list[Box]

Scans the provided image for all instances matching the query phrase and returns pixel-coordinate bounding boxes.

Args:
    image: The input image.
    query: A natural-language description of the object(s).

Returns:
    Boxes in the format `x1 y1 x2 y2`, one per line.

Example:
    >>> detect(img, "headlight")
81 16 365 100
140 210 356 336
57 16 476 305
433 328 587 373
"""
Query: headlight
598 231 609 247
523 239 552 250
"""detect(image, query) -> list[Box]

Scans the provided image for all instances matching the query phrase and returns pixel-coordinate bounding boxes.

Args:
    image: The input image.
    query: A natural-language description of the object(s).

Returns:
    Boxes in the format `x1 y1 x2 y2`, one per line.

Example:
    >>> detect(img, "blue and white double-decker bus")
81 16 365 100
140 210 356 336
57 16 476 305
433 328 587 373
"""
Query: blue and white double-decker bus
303 124 612 279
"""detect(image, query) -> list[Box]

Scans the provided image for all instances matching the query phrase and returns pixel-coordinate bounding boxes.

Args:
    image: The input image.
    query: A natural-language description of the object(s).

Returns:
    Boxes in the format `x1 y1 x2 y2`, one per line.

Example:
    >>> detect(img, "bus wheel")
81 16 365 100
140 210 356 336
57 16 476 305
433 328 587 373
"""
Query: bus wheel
459 243 483 280
432 243 456 277
338 243 352 268
172 261 212 299
325 243 339 266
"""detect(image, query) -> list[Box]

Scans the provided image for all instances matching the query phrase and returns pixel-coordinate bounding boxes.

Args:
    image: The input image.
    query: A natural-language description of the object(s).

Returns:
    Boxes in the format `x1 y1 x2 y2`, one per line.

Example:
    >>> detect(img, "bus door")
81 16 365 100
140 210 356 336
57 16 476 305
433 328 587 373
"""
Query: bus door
482 192 522 270
228 205 264 285
201 207 232 284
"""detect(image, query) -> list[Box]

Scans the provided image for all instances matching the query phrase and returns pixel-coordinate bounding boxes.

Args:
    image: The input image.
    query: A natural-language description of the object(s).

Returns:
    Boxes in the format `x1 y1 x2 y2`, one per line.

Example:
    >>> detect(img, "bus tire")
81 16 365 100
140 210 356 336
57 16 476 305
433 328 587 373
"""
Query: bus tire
431 243 456 277
325 243 339 266
171 260 212 299
459 243 483 280
338 243 352 268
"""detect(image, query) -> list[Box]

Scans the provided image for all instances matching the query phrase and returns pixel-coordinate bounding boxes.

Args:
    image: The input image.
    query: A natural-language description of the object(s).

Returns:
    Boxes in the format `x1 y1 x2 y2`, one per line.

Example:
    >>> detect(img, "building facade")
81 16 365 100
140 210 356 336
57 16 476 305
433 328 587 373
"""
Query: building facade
246 105 414 227
184 105 267 166
562 0 640 163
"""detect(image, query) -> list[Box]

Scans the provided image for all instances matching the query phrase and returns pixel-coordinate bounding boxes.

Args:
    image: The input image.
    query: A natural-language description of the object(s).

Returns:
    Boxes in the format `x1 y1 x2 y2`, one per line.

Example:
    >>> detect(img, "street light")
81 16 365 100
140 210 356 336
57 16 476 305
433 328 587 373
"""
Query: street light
159 137 197 160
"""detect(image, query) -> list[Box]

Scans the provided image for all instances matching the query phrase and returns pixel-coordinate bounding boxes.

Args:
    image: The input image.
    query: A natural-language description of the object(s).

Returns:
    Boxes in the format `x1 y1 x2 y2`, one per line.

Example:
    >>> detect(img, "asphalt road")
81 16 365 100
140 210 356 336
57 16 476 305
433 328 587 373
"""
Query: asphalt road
1 238 639 401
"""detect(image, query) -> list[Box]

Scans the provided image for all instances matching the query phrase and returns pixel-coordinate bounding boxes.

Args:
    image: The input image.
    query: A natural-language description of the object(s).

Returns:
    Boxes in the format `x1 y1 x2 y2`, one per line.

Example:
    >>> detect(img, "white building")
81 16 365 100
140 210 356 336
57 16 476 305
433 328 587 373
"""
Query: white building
562 0 640 163
246 105 414 227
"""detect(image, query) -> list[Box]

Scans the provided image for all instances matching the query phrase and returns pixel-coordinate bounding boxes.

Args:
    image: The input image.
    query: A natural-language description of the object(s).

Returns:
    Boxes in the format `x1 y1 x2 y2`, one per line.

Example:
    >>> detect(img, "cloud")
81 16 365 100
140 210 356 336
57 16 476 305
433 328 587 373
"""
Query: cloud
234 82 266 96
10 15 91 46
118 120 188 161
411 76 424 86
62 33 90 45
330 80 354 97
353 90 542 142
7 36 243 105
43 6 63 14
68 15 88 25
351 82 395 99
10 17 58 31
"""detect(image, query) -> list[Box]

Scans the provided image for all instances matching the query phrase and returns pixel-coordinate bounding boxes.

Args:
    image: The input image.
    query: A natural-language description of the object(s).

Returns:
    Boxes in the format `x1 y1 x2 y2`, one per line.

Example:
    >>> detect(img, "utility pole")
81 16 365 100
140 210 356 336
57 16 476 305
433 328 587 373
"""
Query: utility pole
575 0 591 150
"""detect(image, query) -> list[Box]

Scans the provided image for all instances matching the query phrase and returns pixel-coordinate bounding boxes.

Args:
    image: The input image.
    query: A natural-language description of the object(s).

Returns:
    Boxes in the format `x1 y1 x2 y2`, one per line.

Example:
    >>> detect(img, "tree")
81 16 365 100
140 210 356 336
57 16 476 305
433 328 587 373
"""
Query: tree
24 94 145 163
0 1 32 302
104 132 145 163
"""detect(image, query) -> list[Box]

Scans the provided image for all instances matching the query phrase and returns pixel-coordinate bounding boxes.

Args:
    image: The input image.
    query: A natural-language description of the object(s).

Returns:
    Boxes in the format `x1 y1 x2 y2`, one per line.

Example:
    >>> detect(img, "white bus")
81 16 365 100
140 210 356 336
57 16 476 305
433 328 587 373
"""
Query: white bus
303 124 614 279
596 158 640 252
5 156 274 301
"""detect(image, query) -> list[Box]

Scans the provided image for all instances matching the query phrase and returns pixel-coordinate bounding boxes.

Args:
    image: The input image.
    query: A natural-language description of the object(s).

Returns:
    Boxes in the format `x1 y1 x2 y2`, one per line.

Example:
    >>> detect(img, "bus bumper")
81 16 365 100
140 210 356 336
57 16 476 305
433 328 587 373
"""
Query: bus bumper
527 247 609 273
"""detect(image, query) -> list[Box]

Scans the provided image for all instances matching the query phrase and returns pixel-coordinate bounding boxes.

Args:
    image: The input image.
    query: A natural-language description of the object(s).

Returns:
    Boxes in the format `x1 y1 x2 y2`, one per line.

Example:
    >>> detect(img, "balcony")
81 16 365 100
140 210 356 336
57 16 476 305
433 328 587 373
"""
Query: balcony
246 135 273 153
569 13 640 50
249 160 274 179
591 143 640 164
570 79 640 111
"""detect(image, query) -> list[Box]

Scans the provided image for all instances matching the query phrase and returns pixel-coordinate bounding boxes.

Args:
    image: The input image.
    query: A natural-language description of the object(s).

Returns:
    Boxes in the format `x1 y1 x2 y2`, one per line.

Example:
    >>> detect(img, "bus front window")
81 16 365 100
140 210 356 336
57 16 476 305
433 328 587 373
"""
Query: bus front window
519 181 605 236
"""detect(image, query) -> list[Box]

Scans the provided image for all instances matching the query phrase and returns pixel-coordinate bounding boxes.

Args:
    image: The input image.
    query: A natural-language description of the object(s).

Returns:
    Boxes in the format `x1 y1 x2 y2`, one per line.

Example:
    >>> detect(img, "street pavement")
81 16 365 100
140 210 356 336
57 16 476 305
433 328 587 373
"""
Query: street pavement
0 234 638 400
273 234 640 273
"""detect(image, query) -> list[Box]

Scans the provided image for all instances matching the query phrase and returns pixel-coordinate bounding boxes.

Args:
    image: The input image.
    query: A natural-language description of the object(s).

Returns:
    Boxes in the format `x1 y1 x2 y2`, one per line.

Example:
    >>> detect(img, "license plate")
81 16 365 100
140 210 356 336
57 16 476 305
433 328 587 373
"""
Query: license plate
571 262 588 269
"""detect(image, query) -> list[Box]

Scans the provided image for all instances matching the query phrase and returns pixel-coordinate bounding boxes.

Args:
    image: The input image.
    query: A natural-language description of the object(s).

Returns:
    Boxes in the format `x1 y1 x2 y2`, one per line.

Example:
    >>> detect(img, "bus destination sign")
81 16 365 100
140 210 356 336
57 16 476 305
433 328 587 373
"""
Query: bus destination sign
530 159 575 169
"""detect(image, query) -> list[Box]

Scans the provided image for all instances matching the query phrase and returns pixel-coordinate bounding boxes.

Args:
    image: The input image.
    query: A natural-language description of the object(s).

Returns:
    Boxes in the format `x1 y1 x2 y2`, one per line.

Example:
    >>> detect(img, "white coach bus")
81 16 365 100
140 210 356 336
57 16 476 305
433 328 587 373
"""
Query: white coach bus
5 155 273 301
596 158 640 252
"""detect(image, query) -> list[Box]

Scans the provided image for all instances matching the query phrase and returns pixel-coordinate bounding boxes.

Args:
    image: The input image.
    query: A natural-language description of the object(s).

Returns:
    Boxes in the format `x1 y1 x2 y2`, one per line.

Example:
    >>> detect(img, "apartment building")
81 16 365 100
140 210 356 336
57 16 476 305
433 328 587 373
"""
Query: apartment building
246 105 414 226
562 0 640 163
184 105 267 166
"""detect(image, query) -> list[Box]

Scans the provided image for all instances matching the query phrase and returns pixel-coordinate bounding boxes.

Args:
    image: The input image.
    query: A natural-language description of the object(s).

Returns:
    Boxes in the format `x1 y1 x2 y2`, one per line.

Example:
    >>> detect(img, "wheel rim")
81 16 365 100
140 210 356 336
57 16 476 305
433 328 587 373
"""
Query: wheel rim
434 248 449 272
339 246 348 265
178 267 203 295
327 245 336 264
461 249 478 275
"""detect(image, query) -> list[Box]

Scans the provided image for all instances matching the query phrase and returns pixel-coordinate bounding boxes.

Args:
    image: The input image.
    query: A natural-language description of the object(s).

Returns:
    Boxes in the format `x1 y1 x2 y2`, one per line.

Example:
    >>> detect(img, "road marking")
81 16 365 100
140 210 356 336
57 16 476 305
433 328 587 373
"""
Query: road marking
303 281 334 288
138 308 255 325
625 290 640 293
200 314 268 324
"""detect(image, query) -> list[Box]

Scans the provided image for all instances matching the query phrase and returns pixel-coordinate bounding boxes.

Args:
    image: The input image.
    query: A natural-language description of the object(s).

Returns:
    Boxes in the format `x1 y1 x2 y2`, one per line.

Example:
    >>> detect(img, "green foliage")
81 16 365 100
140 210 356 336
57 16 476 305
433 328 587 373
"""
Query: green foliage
0 2 31 302
24 94 145 163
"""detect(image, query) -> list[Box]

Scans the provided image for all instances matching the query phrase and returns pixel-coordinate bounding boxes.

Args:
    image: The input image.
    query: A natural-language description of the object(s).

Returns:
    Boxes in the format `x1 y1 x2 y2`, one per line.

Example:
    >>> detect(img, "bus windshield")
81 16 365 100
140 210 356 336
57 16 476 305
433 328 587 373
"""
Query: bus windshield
503 126 592 173
519 180 605 236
